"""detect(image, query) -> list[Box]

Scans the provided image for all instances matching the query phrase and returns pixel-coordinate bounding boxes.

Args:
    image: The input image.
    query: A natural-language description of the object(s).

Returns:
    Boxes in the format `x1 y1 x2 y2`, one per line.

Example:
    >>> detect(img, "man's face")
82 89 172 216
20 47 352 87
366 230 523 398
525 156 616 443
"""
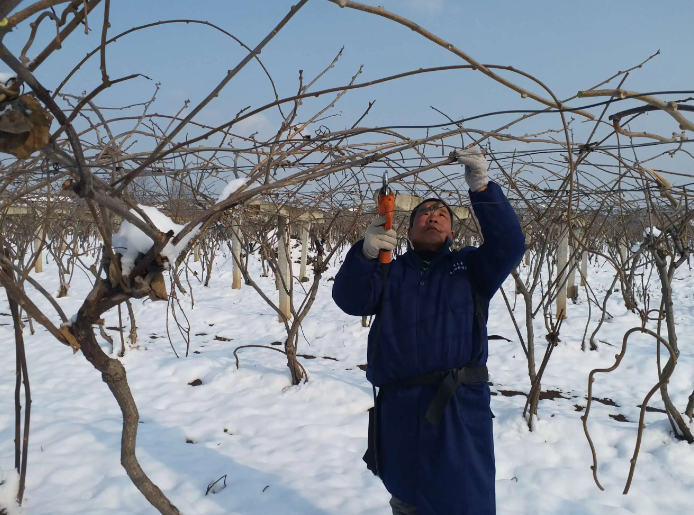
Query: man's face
408 201 454 252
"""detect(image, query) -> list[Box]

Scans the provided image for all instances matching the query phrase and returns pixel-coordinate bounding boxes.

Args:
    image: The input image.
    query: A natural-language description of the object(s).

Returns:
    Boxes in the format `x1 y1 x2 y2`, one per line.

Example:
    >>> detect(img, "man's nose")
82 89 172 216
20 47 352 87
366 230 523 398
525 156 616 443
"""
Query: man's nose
427 215 439 224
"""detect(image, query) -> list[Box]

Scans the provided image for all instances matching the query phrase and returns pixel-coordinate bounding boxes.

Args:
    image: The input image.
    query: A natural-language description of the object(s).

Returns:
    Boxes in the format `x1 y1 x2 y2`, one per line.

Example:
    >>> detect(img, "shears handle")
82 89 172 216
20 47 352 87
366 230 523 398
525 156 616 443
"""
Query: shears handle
378 192 395 264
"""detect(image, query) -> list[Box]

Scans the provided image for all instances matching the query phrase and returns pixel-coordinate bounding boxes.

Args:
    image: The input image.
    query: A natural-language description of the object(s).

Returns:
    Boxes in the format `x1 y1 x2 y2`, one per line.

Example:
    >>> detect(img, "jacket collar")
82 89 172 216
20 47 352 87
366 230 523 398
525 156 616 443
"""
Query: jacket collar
404 237 453 272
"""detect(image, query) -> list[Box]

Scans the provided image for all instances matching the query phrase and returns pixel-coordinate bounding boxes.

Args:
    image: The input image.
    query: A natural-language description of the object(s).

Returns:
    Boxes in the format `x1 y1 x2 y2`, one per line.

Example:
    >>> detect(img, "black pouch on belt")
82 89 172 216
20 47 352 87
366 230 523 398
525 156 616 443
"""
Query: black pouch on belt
363 386 381 476
363 406 377 474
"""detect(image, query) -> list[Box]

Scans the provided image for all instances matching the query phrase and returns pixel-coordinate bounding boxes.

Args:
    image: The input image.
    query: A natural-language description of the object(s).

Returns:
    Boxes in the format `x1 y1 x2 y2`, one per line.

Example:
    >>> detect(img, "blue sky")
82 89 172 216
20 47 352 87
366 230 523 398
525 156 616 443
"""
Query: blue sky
4 0 694 187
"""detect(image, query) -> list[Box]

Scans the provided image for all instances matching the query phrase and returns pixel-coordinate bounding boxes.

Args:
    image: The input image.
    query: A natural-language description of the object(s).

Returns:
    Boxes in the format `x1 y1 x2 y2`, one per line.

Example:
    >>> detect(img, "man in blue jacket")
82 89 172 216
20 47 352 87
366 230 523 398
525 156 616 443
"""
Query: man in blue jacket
332 147 525 515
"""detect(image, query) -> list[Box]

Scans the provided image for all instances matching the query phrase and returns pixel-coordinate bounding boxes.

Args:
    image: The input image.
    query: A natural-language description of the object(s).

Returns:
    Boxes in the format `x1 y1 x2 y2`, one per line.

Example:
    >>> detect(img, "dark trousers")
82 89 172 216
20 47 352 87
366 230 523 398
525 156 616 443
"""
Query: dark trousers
390 497 418 515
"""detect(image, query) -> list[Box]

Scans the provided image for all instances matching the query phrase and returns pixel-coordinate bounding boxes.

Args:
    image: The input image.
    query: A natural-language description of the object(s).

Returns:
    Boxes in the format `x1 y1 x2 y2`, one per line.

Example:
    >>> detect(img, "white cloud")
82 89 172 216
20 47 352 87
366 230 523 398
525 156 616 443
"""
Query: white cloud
404 0 445 15
233 112 274 139
196 110 275 139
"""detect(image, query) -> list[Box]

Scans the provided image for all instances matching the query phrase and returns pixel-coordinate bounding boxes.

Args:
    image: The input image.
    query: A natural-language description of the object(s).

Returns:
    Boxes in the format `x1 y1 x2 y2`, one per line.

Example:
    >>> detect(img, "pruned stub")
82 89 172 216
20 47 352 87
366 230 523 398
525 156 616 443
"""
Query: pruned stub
0 94 53 159
107 249 170 303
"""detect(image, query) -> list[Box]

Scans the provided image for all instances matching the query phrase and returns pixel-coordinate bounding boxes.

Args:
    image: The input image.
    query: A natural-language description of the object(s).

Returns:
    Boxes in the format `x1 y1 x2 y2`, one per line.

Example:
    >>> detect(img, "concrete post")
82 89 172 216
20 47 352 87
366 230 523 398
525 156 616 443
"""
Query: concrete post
619 238 628 263
232 223 242 290
524 232 531 266
277 215 291 322
299 224 310 282
556 225 569 319
34 228 43 273
580 249 588 286
567 244 578 300
325 228 333 254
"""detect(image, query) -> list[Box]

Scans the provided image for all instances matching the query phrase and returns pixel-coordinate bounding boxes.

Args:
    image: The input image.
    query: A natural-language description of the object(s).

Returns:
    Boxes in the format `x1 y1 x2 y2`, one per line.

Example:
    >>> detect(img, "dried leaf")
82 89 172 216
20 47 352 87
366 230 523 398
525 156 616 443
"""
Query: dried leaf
59 325 81 354
643 168 672 190
150 271 168 301
99 324 114 346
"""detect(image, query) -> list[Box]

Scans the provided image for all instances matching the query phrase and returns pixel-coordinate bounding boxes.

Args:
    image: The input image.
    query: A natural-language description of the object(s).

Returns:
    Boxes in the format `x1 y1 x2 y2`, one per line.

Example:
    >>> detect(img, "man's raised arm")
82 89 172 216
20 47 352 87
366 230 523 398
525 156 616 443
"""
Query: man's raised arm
457 147 525 299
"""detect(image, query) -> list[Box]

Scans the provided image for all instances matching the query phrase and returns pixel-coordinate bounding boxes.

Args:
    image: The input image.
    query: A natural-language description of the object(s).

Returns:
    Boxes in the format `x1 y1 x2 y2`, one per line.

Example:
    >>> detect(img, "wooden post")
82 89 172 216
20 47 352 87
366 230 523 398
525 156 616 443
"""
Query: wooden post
277 215 291 322
194 242 200 262
231 222 242 290
524 232 531 266
556 225 568 319
299 224 310 282
34 228 43 273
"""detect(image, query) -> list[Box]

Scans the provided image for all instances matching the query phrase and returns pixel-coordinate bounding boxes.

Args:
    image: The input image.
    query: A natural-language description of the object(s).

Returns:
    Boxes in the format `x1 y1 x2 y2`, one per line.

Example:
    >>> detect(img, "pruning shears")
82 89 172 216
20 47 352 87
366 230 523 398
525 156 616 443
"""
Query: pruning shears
378 171 395 264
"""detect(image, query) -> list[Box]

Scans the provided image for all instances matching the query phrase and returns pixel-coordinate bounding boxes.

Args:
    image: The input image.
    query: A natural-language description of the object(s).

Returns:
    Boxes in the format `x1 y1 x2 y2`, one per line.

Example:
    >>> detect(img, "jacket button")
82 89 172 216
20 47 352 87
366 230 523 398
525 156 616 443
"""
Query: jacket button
420 281 425 286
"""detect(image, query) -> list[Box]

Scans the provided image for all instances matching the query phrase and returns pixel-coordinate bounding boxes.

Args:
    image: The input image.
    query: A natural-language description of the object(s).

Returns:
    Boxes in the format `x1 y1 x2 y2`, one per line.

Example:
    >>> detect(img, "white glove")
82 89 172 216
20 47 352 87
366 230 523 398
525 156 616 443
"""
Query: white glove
363 215 397 260
456 146 489 192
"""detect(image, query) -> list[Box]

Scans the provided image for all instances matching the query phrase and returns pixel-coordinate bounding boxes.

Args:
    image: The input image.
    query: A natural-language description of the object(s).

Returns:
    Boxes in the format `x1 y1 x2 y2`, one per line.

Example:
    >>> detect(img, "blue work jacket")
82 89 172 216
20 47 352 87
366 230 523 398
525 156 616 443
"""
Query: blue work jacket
332 182 524 515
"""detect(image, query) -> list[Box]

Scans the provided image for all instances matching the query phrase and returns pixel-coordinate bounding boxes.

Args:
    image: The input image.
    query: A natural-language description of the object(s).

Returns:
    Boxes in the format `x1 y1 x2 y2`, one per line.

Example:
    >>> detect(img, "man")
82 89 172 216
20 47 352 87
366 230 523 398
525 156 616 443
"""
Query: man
332 147 524 515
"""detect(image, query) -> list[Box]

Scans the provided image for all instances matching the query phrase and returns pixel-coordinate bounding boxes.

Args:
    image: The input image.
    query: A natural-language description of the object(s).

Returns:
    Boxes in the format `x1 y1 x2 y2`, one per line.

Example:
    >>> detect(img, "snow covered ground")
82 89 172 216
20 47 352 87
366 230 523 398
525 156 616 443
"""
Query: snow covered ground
0 243 693 514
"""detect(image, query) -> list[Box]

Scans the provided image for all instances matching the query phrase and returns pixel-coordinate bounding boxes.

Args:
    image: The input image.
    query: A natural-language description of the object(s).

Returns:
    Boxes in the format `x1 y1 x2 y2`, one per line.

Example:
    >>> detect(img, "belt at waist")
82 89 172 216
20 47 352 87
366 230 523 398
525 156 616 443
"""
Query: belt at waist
379 365 489 425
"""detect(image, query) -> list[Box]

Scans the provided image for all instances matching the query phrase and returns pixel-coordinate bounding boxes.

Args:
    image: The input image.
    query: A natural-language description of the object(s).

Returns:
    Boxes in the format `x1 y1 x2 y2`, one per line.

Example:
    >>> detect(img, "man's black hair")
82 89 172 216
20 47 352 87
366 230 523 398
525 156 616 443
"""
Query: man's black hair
409 198 454 227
